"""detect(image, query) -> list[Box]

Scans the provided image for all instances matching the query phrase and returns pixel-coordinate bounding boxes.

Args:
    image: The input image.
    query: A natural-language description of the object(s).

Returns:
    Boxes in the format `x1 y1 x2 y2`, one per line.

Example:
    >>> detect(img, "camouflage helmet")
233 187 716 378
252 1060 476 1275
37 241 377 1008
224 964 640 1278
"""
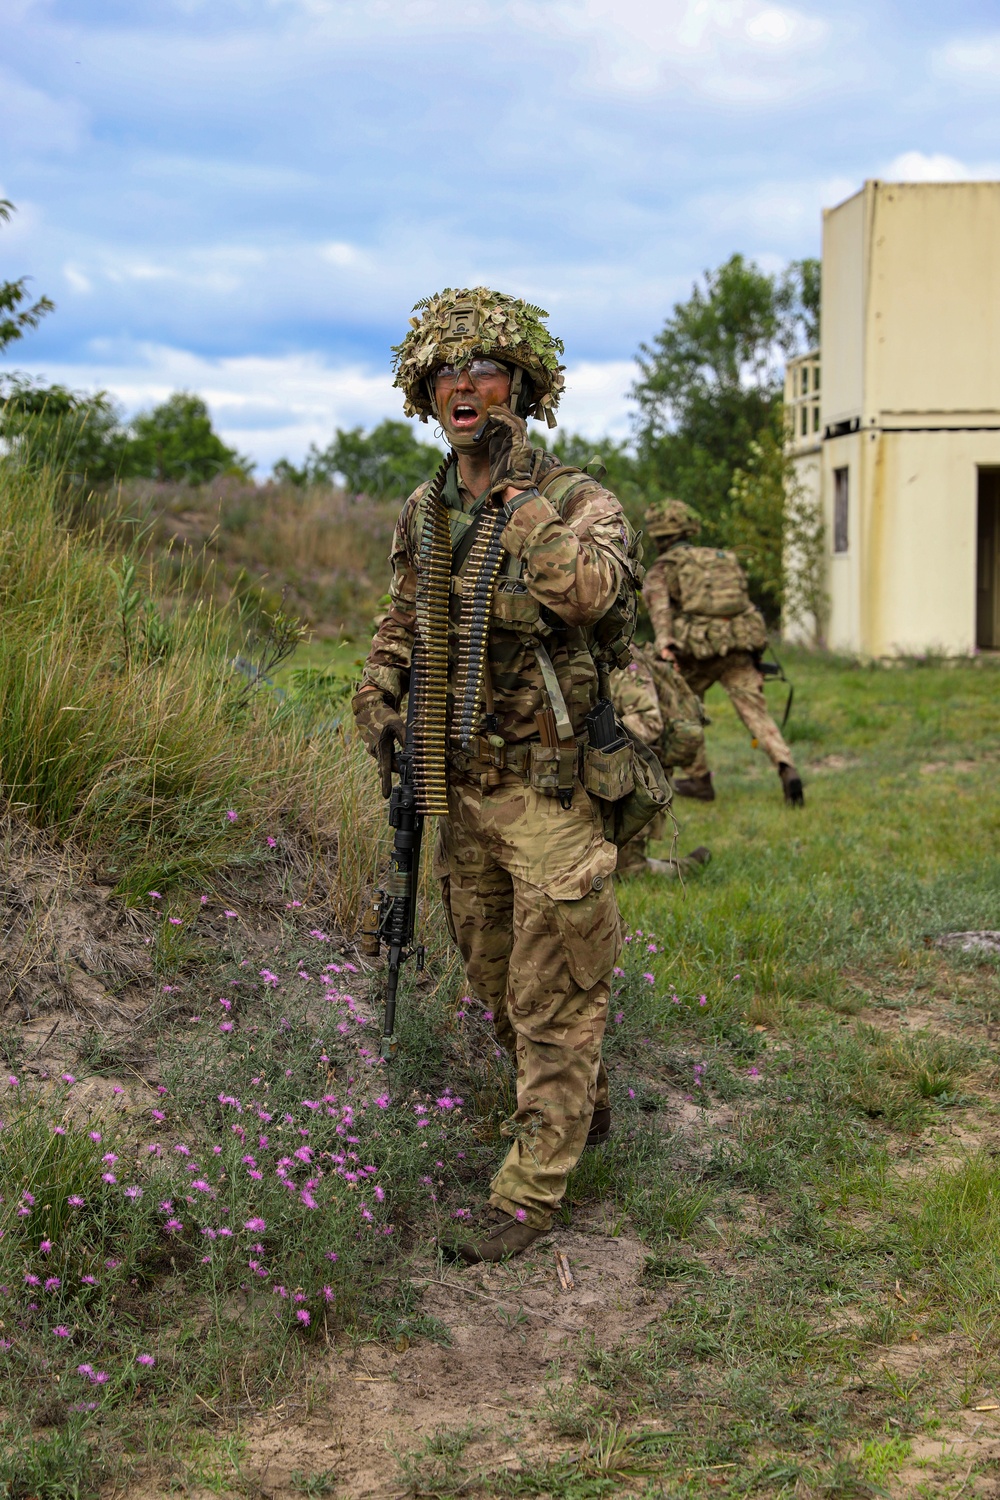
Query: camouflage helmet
644 498 702 544
391 287 566 426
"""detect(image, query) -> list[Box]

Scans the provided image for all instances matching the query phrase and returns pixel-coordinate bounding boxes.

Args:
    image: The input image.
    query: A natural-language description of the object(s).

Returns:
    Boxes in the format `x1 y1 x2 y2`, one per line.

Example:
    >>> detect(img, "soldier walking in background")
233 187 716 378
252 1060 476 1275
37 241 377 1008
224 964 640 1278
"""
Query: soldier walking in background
353 289 644 1263
610 644 711 879
643 499 804 807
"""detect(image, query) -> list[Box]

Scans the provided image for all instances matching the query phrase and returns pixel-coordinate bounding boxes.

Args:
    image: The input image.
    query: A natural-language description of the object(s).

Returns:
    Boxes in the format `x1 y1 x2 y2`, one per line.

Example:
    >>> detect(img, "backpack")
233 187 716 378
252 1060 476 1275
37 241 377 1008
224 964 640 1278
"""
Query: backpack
668 543 750 619
641 647 707 771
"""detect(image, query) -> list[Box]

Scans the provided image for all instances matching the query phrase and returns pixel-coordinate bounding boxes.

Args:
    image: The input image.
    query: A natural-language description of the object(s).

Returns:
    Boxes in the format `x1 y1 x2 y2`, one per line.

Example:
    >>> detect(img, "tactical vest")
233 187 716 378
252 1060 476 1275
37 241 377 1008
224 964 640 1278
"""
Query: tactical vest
407 452 645 816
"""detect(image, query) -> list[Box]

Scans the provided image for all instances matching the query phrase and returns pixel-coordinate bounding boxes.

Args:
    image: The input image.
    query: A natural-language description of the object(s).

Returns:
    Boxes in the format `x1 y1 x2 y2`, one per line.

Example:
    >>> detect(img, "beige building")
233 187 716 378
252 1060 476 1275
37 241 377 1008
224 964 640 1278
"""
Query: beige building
785 179 1000 656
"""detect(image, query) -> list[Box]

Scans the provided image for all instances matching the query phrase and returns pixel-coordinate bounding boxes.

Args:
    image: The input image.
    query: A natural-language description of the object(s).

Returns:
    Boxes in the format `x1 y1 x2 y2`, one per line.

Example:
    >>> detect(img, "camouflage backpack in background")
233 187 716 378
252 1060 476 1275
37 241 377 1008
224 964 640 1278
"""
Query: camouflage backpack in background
639 645 706 771
659 543 769 660
668 543 751 618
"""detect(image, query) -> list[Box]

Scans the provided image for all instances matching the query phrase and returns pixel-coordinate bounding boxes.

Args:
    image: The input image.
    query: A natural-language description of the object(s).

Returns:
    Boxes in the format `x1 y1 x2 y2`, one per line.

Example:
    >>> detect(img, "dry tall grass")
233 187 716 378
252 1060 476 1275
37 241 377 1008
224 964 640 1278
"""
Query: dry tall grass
0 460 387 927
110 476 401 638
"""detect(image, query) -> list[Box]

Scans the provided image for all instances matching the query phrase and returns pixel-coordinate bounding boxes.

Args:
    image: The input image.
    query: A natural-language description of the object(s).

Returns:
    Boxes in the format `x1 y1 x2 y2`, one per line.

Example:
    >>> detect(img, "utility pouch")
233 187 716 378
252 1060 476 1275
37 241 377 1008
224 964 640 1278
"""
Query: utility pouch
529 743 578 797
602 730 672 848
492 577 541 630
582 742 634 801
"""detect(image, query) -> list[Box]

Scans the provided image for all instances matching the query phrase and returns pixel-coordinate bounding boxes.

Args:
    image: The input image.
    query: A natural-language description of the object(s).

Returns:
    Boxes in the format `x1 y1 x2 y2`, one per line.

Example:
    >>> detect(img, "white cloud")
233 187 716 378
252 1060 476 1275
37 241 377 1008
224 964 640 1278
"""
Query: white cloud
63 264 93 294
937 34 1000 80
26 345 396 473
693 172 856 240
515 0 831 102
320 242 365 269
25 344 638 473
555 360 638 442
882 150 1000 183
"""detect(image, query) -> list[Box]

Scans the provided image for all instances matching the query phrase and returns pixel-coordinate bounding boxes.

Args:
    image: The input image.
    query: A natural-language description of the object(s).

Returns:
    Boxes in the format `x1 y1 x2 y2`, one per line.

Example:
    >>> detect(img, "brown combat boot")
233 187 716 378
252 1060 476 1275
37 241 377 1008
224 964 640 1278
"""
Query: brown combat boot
585 1105 612 1150
779 763 804 807
673 772 715 802
646 845 711 878
441 1206 548 1265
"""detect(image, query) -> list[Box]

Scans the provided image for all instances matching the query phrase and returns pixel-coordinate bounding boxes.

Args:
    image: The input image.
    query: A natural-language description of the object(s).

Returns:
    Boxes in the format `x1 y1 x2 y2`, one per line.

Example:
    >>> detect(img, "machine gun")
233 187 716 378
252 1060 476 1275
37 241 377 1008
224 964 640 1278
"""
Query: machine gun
757 643 794 730
360 678 425 1066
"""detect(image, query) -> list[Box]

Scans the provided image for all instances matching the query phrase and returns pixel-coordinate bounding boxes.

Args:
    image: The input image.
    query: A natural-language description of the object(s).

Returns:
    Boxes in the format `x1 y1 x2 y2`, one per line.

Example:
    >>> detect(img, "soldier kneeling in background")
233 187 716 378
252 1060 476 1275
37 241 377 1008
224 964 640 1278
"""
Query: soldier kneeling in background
642 500 804 808
610 644 711 879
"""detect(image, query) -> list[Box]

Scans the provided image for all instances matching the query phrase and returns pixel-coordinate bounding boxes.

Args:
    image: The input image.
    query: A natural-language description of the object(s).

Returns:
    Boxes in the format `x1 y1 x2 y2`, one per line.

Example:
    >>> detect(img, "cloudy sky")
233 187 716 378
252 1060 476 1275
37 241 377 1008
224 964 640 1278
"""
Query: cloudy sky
3 0 999 472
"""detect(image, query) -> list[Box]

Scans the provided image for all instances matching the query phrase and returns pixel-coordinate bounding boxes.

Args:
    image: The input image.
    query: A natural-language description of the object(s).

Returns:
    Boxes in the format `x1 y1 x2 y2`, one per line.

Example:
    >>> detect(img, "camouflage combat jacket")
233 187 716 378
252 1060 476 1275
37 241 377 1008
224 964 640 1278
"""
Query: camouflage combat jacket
610 644 705 771
359 448 632 754
609 648 662 748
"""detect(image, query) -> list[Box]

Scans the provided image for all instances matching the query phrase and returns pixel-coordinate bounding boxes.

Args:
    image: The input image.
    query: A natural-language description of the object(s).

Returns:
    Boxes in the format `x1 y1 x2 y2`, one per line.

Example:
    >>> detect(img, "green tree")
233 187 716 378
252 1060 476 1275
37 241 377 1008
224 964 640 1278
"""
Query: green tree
784 256 821 348
275 419 441 498
727 431 828 636
726 430 789 623
125 392 252 483
0 378 130 488
0 201 54 354
631 254 819 541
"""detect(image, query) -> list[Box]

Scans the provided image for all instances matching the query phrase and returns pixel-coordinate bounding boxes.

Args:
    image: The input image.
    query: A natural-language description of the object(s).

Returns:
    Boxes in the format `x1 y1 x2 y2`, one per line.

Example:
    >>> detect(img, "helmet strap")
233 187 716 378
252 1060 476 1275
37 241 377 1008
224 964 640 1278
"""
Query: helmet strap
508 365 525 417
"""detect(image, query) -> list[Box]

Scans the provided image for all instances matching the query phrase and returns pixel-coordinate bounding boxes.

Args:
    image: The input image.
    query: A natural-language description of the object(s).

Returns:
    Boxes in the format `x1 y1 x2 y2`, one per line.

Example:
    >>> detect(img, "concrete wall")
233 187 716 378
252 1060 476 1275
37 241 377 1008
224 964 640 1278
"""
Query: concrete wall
821 188 866 427
866 431 1000 654
869 183 1000 419
784 445 823 645
813 180 1000 656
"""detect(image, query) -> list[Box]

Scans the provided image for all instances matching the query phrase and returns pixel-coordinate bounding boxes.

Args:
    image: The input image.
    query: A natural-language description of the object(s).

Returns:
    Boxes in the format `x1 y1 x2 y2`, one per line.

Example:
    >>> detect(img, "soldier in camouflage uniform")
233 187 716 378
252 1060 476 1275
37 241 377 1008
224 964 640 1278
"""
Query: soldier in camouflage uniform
610 646 710 879
353 289 638 1262
643 499 804 807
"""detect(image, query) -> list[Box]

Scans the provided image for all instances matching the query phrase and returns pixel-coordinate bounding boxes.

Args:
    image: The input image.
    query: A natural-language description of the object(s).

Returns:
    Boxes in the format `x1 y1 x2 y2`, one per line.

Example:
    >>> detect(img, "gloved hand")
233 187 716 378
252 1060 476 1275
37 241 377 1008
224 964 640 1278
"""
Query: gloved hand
352 689 406 799
485 404 534 497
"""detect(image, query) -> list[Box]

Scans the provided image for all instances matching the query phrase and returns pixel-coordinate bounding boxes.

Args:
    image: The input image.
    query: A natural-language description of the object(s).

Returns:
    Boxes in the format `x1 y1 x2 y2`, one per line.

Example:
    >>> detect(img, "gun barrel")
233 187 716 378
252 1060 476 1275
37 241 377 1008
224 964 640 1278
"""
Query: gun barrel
381 943 403 1060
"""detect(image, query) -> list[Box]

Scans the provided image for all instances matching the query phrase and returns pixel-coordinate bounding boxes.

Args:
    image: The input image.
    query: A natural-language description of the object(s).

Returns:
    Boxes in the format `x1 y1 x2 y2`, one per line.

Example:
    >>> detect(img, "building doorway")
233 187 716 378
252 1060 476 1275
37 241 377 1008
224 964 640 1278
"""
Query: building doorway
977 469 1000 649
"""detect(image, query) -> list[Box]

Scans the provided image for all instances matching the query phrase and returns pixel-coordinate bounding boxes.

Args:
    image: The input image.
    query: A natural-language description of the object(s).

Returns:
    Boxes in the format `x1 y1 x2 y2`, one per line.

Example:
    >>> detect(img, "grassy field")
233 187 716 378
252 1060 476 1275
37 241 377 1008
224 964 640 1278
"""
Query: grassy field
556 649 1000 1498
2 458 1000 1496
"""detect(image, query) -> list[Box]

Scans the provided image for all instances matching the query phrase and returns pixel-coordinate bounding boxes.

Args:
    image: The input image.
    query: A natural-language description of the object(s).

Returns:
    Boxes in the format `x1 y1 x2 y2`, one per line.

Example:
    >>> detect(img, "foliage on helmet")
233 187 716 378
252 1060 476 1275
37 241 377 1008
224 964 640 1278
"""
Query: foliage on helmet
644 498 702 543
391 287 566 423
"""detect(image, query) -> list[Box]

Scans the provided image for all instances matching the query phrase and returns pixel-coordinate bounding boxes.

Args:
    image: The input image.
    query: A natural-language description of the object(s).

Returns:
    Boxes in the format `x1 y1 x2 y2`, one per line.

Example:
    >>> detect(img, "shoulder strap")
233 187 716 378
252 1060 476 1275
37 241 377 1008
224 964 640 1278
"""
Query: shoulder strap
452 506 492 576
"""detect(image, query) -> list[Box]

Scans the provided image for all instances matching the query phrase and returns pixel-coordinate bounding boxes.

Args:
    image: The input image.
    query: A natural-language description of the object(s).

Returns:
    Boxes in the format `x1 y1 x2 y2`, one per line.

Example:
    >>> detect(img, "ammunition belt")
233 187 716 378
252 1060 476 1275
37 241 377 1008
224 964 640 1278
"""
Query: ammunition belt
412 457 454 816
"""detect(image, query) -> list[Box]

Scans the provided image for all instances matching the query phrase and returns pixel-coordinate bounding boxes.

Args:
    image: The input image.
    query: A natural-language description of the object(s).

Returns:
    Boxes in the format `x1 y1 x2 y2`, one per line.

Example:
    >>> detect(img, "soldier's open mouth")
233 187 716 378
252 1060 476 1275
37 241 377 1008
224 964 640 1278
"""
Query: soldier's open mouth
449 402 479 428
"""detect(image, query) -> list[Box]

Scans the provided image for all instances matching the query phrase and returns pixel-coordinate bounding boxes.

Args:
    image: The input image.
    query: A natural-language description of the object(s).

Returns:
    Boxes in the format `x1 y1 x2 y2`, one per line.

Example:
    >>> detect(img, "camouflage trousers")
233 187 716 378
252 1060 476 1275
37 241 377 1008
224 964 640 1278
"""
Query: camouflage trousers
615 810 667 878
677 650 794 776
434 772 622 1230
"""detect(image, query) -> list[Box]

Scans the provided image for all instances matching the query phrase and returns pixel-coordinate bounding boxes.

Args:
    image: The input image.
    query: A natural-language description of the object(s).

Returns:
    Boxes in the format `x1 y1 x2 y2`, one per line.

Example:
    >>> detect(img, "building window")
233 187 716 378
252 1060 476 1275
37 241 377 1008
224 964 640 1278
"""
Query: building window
833 467 849 553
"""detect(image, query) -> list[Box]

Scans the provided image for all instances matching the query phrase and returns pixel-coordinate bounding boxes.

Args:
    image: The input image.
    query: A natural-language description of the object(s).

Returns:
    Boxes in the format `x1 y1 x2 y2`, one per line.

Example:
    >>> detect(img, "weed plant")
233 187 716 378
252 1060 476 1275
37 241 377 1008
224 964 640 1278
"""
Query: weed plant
0 955 495 1475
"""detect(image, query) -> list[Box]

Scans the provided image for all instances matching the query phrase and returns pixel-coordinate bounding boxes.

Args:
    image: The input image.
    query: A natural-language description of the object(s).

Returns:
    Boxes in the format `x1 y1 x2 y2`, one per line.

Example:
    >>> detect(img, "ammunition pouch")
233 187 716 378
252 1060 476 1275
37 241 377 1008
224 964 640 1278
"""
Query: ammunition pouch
529 743 579 797
581 741 634 801
600 730 672 848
